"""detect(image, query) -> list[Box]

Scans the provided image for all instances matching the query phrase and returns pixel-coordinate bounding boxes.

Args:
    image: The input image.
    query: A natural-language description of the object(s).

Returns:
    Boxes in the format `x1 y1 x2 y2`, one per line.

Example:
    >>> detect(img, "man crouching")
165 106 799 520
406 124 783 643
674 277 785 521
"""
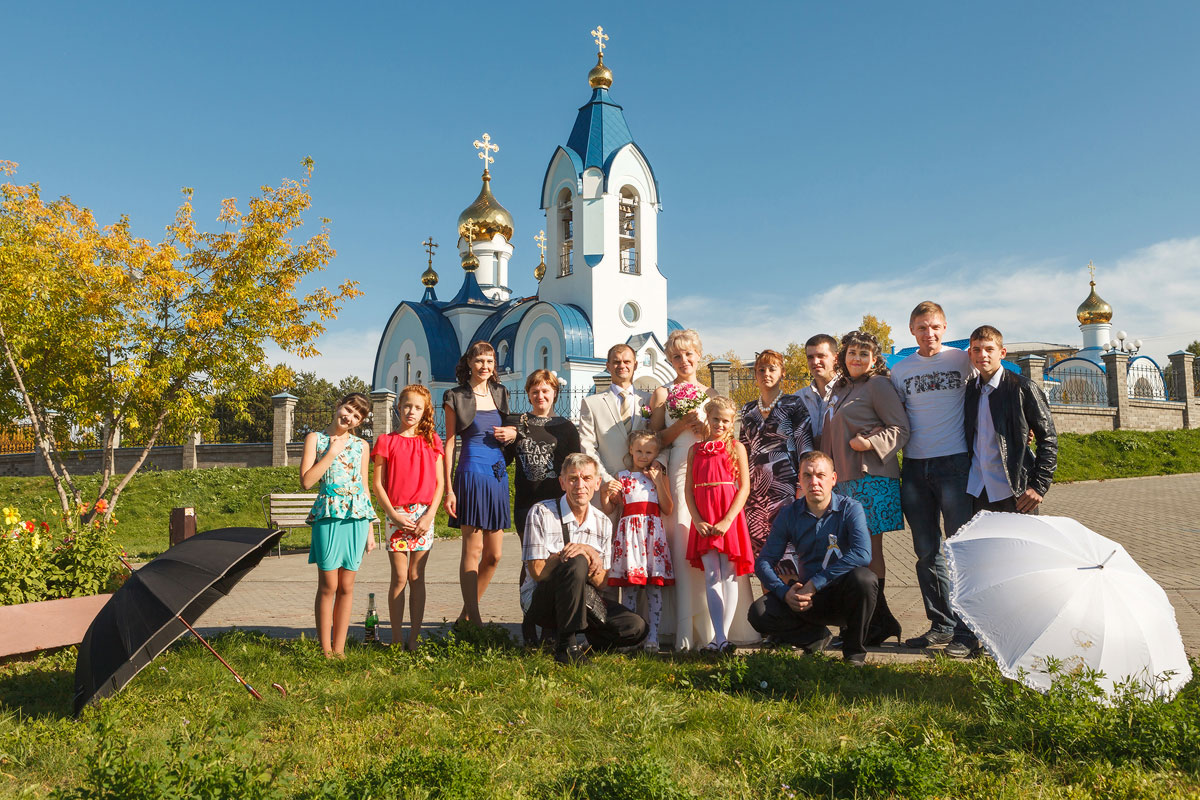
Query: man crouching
522 453 648 664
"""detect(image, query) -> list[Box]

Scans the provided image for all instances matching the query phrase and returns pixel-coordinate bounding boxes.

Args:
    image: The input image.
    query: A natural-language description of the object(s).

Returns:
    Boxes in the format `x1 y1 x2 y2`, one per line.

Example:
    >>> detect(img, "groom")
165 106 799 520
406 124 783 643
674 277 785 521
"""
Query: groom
579 343 650 507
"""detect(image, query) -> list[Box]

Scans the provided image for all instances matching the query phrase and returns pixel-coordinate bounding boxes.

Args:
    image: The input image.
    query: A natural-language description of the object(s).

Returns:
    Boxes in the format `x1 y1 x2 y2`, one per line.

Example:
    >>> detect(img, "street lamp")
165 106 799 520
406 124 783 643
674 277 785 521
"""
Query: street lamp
1103 330 1142 355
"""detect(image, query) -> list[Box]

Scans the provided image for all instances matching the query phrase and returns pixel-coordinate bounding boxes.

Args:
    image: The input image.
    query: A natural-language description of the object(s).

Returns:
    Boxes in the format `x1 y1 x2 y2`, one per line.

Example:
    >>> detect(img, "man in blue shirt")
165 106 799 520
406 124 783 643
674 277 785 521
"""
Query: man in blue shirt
749 450 878 664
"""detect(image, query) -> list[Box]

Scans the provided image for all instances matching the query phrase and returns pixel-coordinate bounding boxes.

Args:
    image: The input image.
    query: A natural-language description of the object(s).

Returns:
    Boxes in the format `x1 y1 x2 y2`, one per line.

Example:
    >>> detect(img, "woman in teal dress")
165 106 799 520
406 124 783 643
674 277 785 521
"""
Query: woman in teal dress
301 392 378 658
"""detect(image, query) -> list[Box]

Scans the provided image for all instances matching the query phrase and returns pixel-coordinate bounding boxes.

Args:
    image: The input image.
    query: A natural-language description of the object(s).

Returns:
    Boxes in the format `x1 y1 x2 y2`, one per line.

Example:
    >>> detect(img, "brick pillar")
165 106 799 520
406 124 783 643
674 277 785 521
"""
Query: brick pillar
708 360 732 397
271 393 298 467
1168 351 1196 428
1102 352 1129 429
371 389 396 439
1017 355 1046 392
592 372 612 393
181 430 200 470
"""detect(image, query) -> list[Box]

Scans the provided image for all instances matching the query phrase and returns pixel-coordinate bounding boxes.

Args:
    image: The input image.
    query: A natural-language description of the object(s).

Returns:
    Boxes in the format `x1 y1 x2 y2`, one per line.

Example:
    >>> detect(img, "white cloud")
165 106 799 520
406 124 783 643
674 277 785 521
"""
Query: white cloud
264 327 382 385
676 236 1200 364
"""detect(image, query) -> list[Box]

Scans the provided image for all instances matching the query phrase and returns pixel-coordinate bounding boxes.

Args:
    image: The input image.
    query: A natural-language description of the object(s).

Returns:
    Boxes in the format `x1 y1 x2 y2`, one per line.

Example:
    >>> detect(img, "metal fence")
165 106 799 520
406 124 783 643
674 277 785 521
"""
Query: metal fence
1045 366 1108 407
0 425 36 455
1127 357 1168 401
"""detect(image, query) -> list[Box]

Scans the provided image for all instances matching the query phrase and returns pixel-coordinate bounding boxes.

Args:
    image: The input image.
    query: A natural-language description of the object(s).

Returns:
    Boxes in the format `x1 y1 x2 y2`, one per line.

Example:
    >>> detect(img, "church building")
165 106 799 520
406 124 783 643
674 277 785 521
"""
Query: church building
372 29 681 406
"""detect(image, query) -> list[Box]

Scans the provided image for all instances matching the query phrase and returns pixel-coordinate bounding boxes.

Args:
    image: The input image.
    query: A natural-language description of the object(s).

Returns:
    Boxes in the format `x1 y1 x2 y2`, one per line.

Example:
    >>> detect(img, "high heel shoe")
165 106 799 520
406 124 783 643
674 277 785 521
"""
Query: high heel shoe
864 578 902 646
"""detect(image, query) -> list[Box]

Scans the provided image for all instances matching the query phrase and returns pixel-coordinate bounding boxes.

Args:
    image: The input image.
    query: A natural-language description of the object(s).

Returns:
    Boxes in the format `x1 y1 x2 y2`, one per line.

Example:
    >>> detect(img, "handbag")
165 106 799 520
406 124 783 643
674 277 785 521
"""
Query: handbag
559 499 608 626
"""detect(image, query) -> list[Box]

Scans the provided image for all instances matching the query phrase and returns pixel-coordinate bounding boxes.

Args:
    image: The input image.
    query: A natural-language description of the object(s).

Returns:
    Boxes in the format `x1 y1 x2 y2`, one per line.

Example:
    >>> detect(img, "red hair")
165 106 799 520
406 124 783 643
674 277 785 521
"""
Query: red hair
397 384 437 450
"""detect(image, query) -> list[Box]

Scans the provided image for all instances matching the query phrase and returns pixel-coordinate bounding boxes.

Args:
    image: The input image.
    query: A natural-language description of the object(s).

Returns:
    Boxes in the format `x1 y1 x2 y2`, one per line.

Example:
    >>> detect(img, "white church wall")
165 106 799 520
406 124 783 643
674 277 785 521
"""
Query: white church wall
374 307 434 390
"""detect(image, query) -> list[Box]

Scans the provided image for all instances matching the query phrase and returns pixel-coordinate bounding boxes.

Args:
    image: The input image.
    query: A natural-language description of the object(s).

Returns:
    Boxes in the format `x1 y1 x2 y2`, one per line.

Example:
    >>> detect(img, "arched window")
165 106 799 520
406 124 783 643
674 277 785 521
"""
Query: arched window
541 345 550 370
619 187 639 274
557 189 573 277
497 341 509 369
392 376 399 395
404 354 411 386
416 370 422 384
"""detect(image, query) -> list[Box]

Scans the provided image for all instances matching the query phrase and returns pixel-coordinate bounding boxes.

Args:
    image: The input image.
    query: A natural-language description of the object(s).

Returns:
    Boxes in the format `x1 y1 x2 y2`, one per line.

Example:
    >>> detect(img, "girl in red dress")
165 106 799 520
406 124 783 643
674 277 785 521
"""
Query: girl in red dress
685 395 754 654
371 385 445 650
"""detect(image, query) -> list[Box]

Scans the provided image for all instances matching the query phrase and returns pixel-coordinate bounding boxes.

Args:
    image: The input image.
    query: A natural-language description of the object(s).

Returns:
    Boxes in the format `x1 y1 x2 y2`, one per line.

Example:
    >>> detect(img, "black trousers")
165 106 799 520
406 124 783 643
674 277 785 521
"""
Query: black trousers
525 555 647 650
747 567 878 658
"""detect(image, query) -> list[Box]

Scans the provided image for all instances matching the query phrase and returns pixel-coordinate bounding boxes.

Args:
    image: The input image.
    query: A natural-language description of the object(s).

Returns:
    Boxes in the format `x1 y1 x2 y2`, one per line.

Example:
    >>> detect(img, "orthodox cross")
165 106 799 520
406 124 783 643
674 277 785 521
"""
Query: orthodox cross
464 221 476 249
1087 260 1096 282
591 26 608 54
423 237 438 267
473 133 498 172
534 230 546 259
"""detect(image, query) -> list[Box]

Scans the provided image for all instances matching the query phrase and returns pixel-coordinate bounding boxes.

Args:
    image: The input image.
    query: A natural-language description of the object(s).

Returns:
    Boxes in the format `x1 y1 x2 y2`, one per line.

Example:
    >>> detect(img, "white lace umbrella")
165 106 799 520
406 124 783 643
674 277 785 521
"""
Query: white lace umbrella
944 512 1191 700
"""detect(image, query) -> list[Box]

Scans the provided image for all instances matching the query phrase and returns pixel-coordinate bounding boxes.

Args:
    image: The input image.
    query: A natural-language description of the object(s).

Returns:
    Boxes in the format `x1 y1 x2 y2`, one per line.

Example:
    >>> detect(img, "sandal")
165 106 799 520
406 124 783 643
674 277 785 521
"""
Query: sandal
720 641 737 657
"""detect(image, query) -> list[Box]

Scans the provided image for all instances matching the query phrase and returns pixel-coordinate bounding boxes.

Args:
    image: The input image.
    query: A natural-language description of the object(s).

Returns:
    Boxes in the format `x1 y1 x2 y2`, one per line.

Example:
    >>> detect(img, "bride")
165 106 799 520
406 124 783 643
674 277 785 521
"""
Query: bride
651 329 758 650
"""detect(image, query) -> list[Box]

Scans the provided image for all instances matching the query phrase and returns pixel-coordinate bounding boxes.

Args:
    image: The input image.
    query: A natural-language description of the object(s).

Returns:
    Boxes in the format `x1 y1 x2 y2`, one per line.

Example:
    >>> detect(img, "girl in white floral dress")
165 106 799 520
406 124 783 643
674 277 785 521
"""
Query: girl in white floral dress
300 393 378 658
603 430 674 652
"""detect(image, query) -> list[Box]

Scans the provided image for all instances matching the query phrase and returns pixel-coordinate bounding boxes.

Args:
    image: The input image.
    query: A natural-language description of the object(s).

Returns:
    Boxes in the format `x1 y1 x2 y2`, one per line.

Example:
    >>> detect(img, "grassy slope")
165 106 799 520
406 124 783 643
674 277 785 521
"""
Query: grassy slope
0 429 1196 558
1 635 1197 799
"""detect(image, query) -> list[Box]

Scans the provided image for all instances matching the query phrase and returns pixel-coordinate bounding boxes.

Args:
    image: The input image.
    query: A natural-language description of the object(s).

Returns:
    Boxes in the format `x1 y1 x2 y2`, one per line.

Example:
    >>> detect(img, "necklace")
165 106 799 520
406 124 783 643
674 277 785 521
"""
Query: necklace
757 388 783 417
471 383 489 397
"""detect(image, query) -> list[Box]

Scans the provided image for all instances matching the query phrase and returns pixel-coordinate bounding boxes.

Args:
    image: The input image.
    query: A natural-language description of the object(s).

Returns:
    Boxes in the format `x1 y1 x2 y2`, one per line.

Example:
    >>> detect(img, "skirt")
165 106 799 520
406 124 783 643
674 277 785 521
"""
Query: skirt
450 462 511 530
386 503 432 553
834 475 903 536
309 517 371 571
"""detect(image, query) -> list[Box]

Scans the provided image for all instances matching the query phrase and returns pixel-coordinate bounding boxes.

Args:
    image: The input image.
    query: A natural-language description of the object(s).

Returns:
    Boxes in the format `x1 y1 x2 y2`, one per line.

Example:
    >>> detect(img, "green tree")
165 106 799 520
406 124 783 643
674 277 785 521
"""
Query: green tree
1187 340 1200 357
857 313 895 353
0 160 359 525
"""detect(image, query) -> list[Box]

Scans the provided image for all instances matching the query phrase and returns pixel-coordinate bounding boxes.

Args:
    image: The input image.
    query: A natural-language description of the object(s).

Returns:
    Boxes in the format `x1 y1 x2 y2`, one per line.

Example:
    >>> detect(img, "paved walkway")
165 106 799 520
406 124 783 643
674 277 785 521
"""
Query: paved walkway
198 473 1200 660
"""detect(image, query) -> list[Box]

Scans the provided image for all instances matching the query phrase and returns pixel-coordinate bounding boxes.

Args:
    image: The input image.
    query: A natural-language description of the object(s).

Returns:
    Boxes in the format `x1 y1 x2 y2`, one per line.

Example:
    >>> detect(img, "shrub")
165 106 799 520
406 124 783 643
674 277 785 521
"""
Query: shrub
305 747 491 799
556 756 692 800
783 733 952 799
0 507 125 605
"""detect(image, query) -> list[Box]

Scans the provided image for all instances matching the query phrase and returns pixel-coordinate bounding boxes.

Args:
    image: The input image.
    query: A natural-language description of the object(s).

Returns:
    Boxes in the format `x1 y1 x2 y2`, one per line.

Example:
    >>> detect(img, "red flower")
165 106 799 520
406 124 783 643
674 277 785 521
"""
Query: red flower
23 520 35 533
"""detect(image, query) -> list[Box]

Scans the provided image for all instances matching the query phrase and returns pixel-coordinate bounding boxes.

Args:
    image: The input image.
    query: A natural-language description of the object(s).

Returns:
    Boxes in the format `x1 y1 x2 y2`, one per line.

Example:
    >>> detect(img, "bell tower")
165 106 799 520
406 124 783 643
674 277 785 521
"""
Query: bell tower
537 27 667 358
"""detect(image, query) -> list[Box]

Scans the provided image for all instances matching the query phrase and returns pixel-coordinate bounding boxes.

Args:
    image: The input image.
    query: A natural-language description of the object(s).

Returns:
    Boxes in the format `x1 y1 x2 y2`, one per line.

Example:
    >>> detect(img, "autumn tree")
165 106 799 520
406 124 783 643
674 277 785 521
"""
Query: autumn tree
854 314 895 354
0 160 359 525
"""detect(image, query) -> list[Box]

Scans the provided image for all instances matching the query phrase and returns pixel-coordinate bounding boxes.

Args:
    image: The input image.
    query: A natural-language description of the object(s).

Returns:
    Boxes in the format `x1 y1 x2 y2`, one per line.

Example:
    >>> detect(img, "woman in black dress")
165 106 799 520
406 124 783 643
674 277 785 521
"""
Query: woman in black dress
505 369 582 536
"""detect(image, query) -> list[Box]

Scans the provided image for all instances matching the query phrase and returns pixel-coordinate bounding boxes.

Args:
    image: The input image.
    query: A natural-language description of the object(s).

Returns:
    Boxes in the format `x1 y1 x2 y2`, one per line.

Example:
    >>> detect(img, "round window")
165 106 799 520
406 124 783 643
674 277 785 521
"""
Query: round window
621 301 640 326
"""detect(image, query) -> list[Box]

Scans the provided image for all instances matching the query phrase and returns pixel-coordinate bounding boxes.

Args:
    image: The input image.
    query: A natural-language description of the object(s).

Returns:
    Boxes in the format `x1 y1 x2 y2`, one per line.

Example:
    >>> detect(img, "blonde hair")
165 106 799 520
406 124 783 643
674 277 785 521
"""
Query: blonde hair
665 328 703 359
702 395 740 478
623 429 662 471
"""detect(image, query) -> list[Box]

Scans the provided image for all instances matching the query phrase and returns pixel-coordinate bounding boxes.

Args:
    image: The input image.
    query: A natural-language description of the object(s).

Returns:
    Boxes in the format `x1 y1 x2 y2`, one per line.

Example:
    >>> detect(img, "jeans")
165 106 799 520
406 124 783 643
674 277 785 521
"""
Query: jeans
901 453 974 635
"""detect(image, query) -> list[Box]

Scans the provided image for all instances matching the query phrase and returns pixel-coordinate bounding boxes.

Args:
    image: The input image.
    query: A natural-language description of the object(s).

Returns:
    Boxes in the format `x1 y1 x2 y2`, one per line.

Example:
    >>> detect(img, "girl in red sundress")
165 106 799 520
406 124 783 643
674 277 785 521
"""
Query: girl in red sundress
685 395 754 654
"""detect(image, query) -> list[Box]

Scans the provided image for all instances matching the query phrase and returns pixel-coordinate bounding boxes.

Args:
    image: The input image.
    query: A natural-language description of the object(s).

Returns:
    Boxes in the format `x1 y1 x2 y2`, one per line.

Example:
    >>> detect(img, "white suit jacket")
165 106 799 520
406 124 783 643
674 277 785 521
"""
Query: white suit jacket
578 387 651 484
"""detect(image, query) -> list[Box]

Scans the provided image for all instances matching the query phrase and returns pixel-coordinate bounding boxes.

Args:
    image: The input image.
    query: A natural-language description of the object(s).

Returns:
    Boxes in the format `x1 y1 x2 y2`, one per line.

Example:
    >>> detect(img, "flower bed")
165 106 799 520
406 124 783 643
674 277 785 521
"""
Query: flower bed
0 504 127 606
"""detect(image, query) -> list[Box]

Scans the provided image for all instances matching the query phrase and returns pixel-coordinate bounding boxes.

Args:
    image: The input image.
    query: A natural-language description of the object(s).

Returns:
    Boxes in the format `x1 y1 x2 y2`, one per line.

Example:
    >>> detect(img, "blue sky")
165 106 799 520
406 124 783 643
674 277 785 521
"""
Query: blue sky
4 1 1199 379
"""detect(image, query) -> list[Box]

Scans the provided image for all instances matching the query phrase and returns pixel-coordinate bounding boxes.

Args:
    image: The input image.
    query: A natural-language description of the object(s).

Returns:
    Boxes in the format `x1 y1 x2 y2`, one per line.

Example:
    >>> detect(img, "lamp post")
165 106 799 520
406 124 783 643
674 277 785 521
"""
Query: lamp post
1103 330 1142 356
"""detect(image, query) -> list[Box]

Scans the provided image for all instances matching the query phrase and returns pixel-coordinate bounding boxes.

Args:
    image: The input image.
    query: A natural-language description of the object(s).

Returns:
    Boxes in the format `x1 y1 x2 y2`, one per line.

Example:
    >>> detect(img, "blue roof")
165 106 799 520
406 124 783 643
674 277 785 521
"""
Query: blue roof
445 272 498 308
545 302 594 358
566 87 634 172
667 319 683 334
372 301 459 384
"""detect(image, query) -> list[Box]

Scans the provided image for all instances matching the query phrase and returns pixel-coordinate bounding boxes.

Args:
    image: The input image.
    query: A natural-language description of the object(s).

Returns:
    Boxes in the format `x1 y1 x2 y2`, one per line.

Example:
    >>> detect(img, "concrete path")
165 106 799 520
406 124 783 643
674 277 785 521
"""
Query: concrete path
198 473 1200 660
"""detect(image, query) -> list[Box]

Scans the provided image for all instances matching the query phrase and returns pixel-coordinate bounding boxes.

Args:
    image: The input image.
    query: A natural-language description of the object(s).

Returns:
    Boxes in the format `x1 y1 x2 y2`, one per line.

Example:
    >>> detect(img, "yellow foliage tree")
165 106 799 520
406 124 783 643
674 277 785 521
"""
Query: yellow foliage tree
0 160 359 525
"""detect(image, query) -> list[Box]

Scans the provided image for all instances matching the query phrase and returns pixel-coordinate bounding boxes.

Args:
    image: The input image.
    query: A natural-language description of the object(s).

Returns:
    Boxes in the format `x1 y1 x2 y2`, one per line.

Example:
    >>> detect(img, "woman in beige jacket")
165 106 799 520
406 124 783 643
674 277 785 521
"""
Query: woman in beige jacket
820 330 910 645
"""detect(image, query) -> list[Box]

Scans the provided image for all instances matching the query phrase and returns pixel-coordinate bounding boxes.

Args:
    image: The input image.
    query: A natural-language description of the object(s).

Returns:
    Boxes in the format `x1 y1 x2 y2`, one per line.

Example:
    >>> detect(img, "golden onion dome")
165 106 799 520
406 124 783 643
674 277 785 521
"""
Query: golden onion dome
588 54 613 89
457 172 513 245
534 254 546 282
1076 281 1113 325
461 249 479 273
421 263 438 287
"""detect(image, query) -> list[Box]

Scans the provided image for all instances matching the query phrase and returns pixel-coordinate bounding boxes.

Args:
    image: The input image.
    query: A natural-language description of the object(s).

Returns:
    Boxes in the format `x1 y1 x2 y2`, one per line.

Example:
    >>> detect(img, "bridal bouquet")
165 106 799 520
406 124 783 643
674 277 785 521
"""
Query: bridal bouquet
666 383 707 424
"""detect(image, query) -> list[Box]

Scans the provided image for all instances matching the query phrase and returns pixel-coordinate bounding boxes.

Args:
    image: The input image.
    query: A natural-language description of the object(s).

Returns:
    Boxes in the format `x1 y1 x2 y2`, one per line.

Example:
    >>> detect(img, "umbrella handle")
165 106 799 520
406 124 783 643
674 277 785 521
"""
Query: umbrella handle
175 614 265 702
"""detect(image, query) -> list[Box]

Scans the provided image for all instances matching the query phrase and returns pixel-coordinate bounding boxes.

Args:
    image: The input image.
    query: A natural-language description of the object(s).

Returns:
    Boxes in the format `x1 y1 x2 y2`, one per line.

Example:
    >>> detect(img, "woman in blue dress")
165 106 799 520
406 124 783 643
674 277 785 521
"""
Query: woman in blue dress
443 341 512 626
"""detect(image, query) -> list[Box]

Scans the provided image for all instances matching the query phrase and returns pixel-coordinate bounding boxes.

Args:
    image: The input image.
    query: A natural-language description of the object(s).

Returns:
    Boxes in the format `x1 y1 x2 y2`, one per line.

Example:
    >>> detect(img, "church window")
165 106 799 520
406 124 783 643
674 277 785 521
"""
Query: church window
404 354 411 386
416 370 422 384
541 345 550 370
619 187 639 275
498 342 509 368
621 301 641 327
392 376 398 395
557 189 573 277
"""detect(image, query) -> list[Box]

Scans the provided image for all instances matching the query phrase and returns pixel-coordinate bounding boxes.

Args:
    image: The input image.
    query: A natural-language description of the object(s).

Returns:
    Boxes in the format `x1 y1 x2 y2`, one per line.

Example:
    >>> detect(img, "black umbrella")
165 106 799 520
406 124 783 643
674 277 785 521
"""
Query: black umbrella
73 526 286 715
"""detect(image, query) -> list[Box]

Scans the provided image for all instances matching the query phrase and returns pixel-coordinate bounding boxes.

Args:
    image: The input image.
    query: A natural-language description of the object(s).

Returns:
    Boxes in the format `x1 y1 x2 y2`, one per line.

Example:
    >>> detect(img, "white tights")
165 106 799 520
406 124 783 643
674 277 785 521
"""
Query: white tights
621 586 663 644
700 549 739 646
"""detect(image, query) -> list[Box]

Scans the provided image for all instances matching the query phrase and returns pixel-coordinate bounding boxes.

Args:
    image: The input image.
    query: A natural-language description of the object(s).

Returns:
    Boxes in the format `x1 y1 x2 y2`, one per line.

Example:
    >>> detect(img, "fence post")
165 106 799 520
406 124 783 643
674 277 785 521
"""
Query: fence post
272 393 298 467
708 360 732 397
1168 351 1196 429
592 372 612 393
371 389 396 439
181 430 200 470
1017 355 1046 392
1101 352 1129 429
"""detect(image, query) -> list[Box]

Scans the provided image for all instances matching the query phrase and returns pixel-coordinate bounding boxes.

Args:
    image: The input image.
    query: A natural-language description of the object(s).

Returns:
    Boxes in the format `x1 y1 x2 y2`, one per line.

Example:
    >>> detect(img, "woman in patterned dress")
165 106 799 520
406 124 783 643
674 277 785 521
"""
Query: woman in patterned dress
300 392 378 658
821 330 910 645
739 350 813 567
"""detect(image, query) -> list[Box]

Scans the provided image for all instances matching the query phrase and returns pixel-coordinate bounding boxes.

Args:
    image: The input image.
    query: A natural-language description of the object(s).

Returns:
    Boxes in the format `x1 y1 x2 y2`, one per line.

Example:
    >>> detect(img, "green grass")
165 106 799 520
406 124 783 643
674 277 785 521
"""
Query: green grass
1054 429 1200 482
1 632 1197 798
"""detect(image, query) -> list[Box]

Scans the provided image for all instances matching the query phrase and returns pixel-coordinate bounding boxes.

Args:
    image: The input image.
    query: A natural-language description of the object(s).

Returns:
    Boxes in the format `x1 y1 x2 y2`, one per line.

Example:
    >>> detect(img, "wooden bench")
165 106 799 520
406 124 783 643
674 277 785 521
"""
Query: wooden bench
261 491 317 557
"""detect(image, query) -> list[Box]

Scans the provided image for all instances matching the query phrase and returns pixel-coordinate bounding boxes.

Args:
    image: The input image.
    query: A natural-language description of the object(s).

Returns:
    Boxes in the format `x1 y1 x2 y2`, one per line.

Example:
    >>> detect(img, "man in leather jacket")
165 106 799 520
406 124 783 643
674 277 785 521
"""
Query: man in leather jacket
965 326 1058 514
